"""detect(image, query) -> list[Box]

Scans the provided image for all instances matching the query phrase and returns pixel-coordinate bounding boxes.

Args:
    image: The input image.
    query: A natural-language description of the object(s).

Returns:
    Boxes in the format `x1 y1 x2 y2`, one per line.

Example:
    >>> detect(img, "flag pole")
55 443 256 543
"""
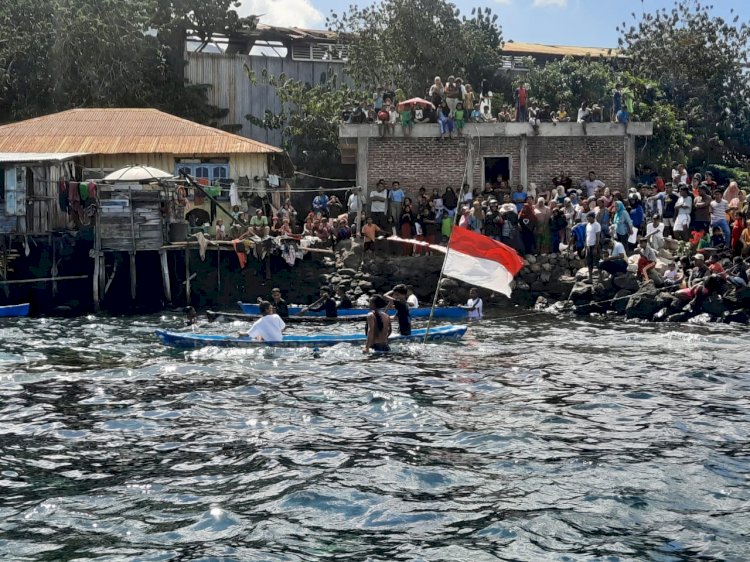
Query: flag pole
423 181 469 344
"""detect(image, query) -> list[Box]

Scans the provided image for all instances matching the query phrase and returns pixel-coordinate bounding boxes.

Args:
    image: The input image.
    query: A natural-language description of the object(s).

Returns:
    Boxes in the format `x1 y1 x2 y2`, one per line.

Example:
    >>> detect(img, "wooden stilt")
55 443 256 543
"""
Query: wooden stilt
98 253 106 302
216 247 221 290
185 247 191 304
51 233 58 297
129 251 137 301
160 249 172 305
93 252 100 312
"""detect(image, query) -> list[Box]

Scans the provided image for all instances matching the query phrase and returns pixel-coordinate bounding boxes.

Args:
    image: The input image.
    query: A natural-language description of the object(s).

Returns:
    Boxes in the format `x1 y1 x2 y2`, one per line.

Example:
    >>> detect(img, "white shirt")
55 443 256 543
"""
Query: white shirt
710 199 728 223
582 179 604 198
672 169 688 185
646 222 665 239
611 241 626 258
406 294 419 308
247 314 285 342
348 193 363 213
466 297 483 319
369 189 388 213
585 221 601 246
676 195 692 216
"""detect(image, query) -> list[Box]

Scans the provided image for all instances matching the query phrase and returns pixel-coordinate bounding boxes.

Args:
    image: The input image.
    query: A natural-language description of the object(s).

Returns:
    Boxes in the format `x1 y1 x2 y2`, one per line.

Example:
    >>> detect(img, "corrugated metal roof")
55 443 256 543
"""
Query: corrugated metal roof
0 152 89 163
502 41 618 58
0 109 282 156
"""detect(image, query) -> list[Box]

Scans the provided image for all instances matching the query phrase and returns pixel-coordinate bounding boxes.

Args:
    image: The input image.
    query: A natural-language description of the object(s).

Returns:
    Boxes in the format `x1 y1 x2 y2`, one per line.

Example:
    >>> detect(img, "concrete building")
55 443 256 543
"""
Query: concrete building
340 122 653 200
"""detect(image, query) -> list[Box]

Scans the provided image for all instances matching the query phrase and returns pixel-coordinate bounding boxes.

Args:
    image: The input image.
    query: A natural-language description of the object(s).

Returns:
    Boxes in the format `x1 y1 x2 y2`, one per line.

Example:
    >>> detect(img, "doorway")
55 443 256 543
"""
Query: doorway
483 156 511 188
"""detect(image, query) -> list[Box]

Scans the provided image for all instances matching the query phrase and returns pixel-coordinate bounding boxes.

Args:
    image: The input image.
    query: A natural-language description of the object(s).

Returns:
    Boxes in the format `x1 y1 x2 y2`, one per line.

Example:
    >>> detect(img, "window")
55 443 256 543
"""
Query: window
176 163 230 183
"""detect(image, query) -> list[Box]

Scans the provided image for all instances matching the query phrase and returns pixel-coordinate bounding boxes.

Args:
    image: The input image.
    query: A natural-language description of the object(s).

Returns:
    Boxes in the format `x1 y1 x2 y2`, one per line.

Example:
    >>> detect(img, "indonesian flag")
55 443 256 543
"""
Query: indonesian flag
443 227 524 297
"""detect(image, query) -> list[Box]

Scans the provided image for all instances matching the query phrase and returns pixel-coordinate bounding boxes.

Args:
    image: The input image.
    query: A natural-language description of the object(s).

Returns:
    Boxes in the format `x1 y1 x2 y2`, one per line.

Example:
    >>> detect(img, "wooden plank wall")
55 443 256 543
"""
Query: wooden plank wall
99 189 166 252
185 51 353 147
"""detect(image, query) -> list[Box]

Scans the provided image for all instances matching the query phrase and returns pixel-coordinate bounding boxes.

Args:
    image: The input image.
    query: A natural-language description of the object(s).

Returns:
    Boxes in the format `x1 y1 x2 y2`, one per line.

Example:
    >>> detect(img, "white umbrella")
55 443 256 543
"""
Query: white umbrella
103 165 174 182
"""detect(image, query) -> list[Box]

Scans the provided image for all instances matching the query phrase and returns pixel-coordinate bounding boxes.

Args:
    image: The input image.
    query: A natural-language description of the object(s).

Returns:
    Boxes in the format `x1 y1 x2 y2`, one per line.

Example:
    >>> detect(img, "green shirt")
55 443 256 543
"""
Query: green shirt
250 215 268 227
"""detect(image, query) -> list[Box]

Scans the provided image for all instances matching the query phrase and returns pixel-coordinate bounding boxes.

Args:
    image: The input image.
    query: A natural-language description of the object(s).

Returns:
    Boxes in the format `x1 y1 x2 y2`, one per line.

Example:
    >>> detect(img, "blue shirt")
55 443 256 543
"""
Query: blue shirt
512 191 527 212
313 195 329 212
389 189 405 203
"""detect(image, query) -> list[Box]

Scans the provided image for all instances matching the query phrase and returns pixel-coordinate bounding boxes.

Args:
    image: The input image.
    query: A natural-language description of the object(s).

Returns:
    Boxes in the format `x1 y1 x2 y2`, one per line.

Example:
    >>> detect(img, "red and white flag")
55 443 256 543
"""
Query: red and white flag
443 227 524 297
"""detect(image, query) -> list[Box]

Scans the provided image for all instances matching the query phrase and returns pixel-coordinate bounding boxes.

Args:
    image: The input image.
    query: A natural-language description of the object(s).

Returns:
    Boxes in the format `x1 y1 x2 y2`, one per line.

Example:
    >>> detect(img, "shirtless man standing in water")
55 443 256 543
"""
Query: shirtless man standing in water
364 294 392 353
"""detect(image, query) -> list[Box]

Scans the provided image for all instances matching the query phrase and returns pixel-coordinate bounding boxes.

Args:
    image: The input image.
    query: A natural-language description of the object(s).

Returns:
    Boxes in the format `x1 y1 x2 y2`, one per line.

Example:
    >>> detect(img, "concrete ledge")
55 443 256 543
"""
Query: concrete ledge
339 121 653 139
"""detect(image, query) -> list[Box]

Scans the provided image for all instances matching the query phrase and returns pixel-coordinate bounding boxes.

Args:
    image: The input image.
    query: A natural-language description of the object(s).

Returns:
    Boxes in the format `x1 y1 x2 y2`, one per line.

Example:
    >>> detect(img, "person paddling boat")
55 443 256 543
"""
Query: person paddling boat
299 286 338 317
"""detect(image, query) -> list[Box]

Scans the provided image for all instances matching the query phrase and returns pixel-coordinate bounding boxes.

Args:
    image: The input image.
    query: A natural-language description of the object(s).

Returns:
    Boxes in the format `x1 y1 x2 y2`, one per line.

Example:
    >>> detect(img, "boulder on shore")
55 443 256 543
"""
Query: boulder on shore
625 284 660 319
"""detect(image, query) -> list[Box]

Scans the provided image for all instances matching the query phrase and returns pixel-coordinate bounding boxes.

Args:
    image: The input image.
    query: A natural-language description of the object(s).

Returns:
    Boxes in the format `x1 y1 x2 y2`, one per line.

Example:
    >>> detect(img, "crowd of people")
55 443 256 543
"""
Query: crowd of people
342 79 634 138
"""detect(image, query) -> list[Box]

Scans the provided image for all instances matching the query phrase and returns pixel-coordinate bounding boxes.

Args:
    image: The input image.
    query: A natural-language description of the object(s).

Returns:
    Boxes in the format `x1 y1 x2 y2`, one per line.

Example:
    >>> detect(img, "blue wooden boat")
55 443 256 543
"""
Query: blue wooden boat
238 302 467 319
155 325 468 349
0 303 30 317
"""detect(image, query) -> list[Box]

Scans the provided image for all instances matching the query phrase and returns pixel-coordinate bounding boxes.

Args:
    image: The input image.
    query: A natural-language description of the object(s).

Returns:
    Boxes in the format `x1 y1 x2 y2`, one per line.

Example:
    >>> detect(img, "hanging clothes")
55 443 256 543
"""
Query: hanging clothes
233 239 247 269
68 181 81 215
194 232 209 261
87 181 97 201
229 182 241 207
267 174 280 187
58 179 69 212
79 182 89 202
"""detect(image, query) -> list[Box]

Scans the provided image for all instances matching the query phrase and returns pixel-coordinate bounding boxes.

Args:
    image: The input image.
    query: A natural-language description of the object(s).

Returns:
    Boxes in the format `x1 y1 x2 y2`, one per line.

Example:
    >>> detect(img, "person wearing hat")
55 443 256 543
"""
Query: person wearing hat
249 208 269 237
300 286 337 318
673 184 693 241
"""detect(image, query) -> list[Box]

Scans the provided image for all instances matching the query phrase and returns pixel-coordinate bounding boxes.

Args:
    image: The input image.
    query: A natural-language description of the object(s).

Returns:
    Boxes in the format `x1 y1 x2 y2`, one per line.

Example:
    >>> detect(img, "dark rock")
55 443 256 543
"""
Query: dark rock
612 289 632 314
723 310 750 324
613 273 640 292
569 283 593 305
666 311 692 322
655 292 680 312
700 295 726 318
625 284 660 319
338 268 357 277
653 307 670 322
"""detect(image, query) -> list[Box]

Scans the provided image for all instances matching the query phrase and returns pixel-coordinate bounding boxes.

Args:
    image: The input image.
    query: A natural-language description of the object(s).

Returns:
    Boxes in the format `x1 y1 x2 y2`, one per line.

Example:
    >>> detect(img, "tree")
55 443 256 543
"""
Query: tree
521 57 614 113
246 70 368 179
618 0 750 166
327 0 504 97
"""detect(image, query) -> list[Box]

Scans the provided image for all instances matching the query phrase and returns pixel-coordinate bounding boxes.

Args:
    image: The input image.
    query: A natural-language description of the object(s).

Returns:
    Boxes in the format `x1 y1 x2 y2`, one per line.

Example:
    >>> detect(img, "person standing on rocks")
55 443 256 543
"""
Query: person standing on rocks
584 211 601 283
369 180 388 228
674 185 693 242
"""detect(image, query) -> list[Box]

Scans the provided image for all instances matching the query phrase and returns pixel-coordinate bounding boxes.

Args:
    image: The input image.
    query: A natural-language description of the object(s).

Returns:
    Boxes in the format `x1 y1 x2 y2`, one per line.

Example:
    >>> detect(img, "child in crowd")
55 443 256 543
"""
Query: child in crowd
454 102 465 135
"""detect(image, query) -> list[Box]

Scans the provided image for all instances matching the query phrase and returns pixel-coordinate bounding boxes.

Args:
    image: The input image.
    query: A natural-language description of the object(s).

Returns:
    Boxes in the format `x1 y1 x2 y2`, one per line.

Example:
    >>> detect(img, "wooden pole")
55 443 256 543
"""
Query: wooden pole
50 233 57 297
185 247 191 304
129 251 137 301
98 253 106 302
216 246 221 290
92 256 100 312
159 249 172 305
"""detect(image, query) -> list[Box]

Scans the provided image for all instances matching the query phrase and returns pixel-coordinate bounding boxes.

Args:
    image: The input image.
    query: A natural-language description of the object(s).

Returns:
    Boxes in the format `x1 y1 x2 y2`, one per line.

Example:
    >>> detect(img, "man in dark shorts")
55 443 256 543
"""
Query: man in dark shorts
384 284 411 335
364 294 392 353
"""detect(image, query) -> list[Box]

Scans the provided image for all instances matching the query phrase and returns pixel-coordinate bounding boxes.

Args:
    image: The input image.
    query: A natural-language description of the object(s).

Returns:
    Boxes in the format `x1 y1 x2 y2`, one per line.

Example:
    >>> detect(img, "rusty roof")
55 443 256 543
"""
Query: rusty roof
253 24 339 42
501 41 618 58
0 108 282 155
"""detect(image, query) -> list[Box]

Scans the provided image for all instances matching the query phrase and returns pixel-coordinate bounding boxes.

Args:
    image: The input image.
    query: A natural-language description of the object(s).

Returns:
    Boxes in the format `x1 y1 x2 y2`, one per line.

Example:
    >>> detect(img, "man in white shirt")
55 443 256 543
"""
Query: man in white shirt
462 288 483 319
645 215 665 250
369 179 388 229
599 238 628 276
671 163 688 185
584 211 601 282
710 189 731 244
673 185 693 241
347 190 364 231
581 171 605 198
243 301 285 342
406 285 419 308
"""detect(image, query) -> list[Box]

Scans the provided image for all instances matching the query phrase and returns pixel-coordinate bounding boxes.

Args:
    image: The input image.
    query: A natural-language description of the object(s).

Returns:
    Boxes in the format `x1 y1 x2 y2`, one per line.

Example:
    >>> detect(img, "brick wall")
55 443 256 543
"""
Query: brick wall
527 136 625 193
367 137 470 200
363 134 626 202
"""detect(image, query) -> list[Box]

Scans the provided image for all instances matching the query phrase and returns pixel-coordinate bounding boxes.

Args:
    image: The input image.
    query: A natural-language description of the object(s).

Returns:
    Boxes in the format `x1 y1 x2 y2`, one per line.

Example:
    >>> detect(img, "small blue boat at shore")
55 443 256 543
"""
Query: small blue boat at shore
155 325 468 349
238 302 467 319
0 303 30 318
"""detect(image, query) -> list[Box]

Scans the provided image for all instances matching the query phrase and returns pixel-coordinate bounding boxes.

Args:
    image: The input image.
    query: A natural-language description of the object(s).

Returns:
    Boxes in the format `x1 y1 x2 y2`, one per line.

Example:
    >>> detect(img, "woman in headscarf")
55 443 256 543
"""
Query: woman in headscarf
553 185 567 206
518 198 537 255
533 197 552 253
442 186 458 216
469 200 485 233
601 187 614 209
723 181 740 204
612 200 633 245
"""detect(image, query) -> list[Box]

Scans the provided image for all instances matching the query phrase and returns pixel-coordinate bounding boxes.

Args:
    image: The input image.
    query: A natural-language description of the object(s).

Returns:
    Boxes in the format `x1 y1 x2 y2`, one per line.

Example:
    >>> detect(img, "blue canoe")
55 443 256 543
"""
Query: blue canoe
0 303 30 318
155 325 468 349
238 302 468 319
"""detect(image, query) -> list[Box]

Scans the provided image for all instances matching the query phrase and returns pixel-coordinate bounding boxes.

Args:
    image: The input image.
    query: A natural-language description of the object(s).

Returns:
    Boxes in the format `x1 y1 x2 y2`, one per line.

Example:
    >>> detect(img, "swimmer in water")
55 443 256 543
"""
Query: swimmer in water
364 294 392 353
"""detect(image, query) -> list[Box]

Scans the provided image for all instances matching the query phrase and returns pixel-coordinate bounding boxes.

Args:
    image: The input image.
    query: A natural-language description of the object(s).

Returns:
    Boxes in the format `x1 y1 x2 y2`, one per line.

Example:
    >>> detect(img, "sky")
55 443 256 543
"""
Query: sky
237 0 749 48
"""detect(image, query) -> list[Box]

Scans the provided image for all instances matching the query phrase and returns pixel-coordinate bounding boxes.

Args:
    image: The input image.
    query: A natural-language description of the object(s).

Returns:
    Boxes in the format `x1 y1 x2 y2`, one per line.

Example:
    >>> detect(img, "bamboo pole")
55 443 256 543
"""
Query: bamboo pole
129 251 137 301
0 274 89 286
185 247 191 304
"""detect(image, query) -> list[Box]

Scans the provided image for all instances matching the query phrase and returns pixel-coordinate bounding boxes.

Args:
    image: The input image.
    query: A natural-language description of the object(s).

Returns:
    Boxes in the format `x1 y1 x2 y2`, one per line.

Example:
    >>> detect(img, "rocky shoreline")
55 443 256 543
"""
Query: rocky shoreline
311 240 750 325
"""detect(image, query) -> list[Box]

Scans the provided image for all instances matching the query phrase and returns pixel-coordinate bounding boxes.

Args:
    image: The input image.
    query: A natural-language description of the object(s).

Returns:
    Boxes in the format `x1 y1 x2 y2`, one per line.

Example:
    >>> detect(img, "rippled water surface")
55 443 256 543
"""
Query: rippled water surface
1 312 749 561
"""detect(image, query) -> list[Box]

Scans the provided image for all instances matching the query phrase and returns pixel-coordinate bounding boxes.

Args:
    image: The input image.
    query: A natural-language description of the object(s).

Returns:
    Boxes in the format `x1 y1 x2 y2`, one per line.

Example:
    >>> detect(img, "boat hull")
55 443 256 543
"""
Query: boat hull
155 325 468 349
238 302 467 319
207 310 370 324
0 303 30 317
